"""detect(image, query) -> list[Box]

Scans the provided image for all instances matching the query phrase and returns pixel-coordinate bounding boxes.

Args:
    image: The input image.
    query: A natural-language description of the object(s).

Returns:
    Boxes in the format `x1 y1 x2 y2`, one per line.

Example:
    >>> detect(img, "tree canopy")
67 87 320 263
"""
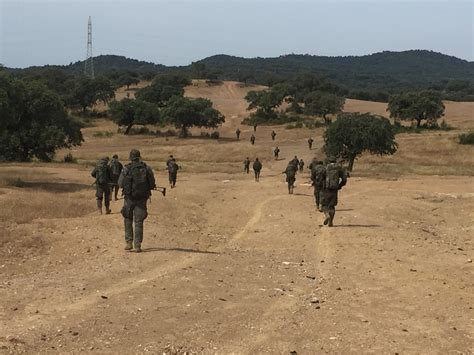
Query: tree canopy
69 76 115 113
303 91 345 123
109 98 160 134
0 72 83 161
324 112 398 171
135 74 191 107
161 96 225 137
387 90 445 127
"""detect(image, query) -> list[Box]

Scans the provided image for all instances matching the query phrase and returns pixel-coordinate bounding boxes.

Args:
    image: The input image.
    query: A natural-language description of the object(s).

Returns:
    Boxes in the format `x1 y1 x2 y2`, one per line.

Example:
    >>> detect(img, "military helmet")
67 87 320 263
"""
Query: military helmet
113 154 118 159
129 149 141 161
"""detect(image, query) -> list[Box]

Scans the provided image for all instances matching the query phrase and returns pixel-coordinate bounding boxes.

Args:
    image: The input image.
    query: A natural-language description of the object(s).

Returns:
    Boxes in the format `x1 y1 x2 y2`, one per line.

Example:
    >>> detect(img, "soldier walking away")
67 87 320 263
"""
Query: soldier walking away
253 158 262 182
253 123 258 132
271 130 276 141
235 128 241 140
109 154 123 201
299 158 305 173
320 156 347 227
310 160 325 211
250 134 256 145
243 157 250 174
91 156 112 214
283 162 297 194
118 149 156 253
308 156 318 171
308 137 314 150
274 146 280 160
167 157 179 188
291 155 299 171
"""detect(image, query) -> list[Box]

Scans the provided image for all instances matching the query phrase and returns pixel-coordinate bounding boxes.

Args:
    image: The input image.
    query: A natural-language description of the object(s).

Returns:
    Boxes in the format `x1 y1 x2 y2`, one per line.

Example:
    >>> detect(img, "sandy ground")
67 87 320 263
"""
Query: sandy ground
0 81 473 353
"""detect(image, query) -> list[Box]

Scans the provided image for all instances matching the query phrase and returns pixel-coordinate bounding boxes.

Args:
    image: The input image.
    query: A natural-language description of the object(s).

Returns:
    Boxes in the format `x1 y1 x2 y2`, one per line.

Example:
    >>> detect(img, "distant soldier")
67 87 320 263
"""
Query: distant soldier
283 162 297 194
308 137 314 150
299 158 305 173
91 156 112 215
109 154 123 201
291 156 299 171
253 158 262 182
308 157 318 171
250 134 256 145
271 130 277 141
310 160 325 211
274 146 280 160
253 123 258 132
235 128 241 140
243 157 250 174
167 157 179 188
166 155 174 168
320 156 347 227
118 149 156 252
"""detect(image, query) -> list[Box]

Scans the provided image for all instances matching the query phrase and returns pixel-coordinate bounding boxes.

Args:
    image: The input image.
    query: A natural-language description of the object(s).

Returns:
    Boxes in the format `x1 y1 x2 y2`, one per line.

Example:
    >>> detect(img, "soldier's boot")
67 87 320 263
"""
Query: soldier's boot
134 221 144 253
105 203 111 214
124 219 134 251
114 187 119 201
323 210 330 225
97 200 103 215
328 209 335 227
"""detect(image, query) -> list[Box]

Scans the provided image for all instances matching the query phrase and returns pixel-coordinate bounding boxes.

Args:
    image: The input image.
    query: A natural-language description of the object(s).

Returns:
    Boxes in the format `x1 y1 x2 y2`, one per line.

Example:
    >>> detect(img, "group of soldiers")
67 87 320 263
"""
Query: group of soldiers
91 126 346 252
91 150 180 252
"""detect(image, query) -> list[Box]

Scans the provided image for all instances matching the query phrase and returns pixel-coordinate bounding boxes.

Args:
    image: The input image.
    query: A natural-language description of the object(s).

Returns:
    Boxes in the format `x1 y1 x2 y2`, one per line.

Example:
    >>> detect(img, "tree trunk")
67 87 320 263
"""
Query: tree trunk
180 125 188 138
124 123 133 135
348 155 356 172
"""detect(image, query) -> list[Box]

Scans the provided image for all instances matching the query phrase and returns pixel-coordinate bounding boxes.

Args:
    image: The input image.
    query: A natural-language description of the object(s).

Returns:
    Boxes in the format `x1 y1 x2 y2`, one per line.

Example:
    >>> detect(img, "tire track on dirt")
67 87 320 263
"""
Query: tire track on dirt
3 194 286 333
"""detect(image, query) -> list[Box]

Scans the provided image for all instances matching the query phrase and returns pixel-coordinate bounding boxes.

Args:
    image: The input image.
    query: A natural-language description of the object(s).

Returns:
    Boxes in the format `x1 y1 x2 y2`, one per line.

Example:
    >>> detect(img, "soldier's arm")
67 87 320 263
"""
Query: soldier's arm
338 169 347 189
117 167 127 188
147 166 156 190
91 167 97 178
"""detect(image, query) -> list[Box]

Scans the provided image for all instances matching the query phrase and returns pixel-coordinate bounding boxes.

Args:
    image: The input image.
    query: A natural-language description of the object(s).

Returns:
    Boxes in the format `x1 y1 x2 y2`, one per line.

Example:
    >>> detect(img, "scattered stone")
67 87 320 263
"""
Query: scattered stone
336 287 342 291
72 332 79 336
290 351 297 355
410 269 417 272
402 329 408 332
467 259 472 263
306 276 316 280
310 298 320 304
218 298 227 302
100 295 108 299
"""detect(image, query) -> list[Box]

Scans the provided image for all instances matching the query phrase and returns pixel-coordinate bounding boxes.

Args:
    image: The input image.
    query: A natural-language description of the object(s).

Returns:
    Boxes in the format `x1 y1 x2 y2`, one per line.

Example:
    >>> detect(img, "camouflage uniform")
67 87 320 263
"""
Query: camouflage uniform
253 158 262 182
250 134 255 145
118 149 156 252
109 155 123 201
271 131 276 141
236 128 241 140
167 158 179 188
243 158 250 174
283 163 297 194
291 156 299 172
308 138 314 150
298 159 304 173
310 161 325 211
274 147 280 160
320 159 347 227
91 157 112 214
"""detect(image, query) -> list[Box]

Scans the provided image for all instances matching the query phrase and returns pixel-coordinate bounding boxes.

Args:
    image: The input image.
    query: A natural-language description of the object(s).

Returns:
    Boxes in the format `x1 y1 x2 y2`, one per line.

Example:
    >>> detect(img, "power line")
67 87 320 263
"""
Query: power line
84 16 94 78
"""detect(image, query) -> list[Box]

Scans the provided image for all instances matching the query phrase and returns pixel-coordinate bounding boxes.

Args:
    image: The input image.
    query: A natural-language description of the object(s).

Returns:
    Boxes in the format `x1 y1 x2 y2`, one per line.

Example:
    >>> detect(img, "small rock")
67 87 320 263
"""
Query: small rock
306 275 316 280
467 259 472 263
336 287 342 291
218 298 227 302
72 332 79 336
310 298 320 304
409 269 417 272
100 295 108 299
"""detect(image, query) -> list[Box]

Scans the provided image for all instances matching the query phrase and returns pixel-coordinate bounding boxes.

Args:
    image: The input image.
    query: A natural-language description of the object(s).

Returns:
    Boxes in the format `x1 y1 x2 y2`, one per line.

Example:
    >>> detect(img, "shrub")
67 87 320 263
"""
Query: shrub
459 132 474 145
210 131 220 139
92 131 114 138
63 152 77 163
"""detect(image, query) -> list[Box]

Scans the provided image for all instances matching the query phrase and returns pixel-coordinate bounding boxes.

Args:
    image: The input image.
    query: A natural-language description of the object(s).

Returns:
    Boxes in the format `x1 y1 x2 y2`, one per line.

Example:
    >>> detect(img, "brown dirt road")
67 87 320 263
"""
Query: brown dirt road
0 82 473 353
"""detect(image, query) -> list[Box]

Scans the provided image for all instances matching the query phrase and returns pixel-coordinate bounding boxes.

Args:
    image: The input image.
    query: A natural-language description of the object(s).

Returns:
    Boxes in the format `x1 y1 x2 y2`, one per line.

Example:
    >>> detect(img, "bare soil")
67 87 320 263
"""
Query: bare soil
0 81 473 353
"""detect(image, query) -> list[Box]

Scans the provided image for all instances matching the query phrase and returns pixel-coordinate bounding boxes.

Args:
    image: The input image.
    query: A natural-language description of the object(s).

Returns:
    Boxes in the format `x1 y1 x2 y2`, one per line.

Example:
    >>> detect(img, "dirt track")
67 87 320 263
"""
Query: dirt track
0 82 473 353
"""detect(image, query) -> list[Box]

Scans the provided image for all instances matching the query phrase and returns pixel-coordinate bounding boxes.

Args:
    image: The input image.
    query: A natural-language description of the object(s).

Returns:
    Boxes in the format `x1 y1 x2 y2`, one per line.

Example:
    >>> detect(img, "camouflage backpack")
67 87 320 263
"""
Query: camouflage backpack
122 162 150 200
168 161 178 174
311 165 326 187
325 163 340 190
95 162 109 185
110 159 121 176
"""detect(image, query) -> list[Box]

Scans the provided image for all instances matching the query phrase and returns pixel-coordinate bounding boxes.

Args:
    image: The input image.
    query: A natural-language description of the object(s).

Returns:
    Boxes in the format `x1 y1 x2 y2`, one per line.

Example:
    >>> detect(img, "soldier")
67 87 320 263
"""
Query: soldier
308 137 314 150
320 156 347 227
253 158 262 182
166 155 174 168
235 128 241 140
308 156 318 171
243 157 250 174
271 130 277 141
91 156 112 215
250 134 256 145
167 157 179 188
118 149 156 252
274 146 280 160
109 154 123 201
253 123 258 132
310 160 325 211
291 155 299 171
283 162 297 194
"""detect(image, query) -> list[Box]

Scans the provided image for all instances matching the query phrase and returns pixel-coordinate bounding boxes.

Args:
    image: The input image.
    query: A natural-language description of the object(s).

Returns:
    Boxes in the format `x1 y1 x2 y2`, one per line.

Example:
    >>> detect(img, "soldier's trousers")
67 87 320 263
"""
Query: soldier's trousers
321 189 338 225
244 167 249 174
169 172 177 187
96 184 111 210
121 197 148 247
254 170 261 181
314 185 323 208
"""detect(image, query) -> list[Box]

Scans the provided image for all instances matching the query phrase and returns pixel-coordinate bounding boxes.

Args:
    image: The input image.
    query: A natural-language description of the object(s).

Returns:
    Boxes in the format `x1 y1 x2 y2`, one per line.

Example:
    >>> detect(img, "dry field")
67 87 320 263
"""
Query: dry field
0 81 473 353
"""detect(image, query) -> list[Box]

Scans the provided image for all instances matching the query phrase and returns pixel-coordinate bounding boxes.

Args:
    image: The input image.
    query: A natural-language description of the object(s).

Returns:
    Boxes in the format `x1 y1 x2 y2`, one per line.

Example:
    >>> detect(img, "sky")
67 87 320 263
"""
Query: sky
0 0 472 68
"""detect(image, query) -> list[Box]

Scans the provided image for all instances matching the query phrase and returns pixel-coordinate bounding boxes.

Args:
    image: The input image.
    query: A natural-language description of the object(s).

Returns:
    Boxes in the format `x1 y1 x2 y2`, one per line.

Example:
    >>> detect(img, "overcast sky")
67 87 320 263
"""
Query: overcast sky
0 0 472 68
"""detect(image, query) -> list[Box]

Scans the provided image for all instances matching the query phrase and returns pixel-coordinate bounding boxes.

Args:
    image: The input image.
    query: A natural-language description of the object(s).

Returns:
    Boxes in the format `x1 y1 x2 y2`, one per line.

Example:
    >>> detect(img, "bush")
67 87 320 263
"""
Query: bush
63 152 77 163
127 126 152 135
210 131 220 139
92 131 114 138
303 119 326 129
459 132 474 145
393 120 453 134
